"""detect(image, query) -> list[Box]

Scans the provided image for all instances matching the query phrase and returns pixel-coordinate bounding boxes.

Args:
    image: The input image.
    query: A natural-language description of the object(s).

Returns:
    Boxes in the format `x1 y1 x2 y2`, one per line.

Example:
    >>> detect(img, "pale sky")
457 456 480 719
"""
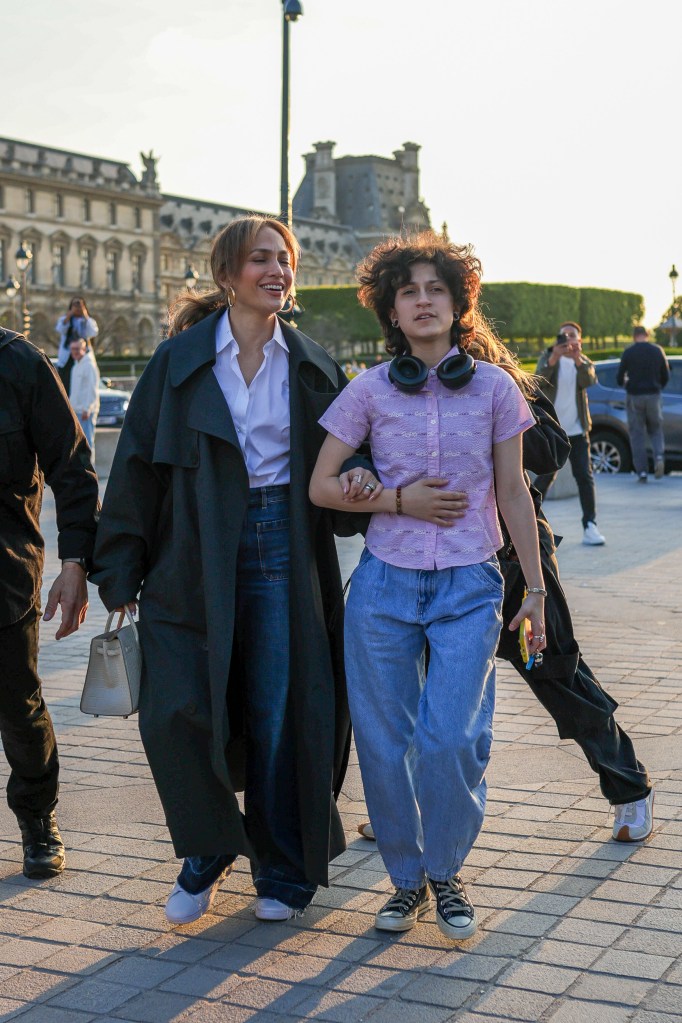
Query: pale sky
4 0 680 326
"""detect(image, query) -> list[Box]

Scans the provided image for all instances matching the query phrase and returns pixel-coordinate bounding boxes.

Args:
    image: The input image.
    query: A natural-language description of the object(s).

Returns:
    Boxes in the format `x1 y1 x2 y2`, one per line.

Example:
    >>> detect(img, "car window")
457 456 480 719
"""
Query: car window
595 364 620 389
667 361 682 395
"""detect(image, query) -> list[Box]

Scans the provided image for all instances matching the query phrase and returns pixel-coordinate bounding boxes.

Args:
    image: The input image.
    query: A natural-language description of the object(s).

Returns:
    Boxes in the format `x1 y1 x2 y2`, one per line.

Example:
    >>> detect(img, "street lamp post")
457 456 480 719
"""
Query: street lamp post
280 0 303 229
5 276 20 332
184 265 199 290
15 242 33 338
669 265 679 348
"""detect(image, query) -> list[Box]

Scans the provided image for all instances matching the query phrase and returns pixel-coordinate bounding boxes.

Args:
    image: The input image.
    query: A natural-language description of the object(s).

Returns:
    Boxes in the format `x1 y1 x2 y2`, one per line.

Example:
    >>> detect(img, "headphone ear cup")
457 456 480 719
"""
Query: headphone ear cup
437 352 476 390
388 355 429 392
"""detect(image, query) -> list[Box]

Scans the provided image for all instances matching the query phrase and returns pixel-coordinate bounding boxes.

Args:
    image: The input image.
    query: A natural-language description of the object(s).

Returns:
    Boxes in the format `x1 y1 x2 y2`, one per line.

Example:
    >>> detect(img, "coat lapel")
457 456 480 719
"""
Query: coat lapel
169 310 241 449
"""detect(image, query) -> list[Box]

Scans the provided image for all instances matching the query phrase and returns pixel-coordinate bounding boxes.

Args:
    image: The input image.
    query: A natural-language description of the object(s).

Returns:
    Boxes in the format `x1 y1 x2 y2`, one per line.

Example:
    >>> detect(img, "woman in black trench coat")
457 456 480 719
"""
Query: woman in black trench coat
91 216 373 925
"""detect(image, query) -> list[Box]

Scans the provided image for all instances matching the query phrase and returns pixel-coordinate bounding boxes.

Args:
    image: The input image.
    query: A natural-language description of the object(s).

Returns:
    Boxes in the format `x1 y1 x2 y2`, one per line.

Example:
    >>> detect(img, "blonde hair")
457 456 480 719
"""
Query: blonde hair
168 215 300 337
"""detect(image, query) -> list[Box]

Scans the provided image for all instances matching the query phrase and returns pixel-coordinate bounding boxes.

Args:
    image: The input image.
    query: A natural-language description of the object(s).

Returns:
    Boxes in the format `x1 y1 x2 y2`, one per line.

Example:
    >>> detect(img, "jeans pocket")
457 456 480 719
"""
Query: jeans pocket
469 556 504 595
256 518 290 581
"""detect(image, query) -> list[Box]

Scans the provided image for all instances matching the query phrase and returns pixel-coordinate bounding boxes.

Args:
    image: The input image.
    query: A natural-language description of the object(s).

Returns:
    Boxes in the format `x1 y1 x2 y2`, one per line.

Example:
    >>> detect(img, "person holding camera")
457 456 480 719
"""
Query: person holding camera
534 322 605 546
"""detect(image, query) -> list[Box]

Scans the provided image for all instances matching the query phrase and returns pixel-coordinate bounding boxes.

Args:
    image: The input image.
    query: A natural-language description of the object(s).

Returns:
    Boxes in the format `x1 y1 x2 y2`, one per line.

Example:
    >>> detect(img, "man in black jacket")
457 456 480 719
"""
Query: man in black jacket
0 327 99 878
617 326 670 482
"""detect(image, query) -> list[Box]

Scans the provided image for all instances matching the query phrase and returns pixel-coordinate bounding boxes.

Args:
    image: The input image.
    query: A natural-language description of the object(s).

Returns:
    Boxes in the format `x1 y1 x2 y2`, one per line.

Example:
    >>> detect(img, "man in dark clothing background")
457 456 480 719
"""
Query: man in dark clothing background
617 326 670 482
0 327 99 878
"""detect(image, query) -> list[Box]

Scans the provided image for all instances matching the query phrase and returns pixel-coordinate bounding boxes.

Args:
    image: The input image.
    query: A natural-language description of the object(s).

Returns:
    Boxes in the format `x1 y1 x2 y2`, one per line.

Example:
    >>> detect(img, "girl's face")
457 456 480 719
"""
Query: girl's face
230 226 295 317
390 262 458 349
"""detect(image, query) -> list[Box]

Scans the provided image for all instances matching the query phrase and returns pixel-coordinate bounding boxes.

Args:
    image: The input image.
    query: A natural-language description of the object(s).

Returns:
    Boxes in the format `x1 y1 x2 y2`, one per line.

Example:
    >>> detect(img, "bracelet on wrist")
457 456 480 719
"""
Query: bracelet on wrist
526 586 547 597
396 486 403 516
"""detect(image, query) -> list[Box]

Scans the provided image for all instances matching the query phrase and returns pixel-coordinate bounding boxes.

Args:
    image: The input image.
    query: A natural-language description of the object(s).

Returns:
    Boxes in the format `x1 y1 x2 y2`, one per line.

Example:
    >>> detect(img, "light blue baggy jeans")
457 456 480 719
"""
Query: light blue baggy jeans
345 547 503 890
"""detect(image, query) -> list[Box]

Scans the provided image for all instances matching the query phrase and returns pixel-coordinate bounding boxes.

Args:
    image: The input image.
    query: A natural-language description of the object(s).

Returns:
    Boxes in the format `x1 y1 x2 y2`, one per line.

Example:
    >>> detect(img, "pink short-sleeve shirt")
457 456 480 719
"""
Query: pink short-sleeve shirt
319 356 534 570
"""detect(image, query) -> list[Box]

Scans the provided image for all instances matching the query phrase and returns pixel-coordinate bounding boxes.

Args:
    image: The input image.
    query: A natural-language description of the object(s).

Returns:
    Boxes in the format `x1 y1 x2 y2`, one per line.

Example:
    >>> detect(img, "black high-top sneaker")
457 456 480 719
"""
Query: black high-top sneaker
429 874 477 940
16 812 66 878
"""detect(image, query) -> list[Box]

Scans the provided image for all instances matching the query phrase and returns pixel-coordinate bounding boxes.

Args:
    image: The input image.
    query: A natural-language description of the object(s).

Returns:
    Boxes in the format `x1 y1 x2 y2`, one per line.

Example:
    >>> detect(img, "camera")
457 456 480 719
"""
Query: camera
555 333 570 346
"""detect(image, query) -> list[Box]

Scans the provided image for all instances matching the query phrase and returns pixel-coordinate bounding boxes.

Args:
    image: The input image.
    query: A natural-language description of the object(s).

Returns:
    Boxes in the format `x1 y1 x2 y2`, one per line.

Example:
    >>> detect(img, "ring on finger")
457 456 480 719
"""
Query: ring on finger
353 474 363 484
536 633 546 642
363 482 376 492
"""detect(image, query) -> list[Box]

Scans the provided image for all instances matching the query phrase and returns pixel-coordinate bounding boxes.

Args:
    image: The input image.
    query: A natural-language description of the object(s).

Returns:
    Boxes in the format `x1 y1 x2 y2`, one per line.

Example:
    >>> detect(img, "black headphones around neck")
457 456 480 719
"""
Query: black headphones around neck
388 351 476 392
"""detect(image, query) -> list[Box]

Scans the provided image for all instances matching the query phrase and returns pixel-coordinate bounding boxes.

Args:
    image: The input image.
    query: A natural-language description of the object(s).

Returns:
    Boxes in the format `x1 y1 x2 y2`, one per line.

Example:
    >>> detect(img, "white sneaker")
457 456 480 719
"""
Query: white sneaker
357 821 376 841
165 874 226 924
613 788 654 842
583 521 606 546
254 897 299 921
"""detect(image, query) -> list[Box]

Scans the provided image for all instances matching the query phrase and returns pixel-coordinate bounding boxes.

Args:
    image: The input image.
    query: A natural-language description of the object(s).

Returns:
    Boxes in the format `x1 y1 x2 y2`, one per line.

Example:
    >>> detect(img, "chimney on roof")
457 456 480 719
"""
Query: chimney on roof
311 141 337 221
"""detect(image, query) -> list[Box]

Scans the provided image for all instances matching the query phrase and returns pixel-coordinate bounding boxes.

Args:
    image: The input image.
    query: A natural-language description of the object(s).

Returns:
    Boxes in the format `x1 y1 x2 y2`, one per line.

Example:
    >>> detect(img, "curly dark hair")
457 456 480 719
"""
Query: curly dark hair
357 231 530 393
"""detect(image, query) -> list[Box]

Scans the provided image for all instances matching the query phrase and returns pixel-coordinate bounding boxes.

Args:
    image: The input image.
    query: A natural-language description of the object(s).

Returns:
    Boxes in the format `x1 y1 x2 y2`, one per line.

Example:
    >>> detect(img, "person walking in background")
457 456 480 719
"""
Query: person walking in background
310 232 547 941
0 326 98 879
68 338 100 462
617 326 670 482
54 296 98 393
534 322 605 546
91 216 374 928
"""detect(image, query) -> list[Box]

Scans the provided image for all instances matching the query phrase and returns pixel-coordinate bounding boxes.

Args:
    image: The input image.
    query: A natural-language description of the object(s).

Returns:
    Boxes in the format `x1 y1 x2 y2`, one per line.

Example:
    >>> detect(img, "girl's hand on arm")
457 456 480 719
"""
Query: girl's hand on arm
402 480 468 526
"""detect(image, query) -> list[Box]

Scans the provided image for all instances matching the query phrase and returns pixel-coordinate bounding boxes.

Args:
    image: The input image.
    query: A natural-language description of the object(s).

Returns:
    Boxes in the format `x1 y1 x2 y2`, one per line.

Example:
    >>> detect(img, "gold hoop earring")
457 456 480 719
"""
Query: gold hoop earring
226 286 236 308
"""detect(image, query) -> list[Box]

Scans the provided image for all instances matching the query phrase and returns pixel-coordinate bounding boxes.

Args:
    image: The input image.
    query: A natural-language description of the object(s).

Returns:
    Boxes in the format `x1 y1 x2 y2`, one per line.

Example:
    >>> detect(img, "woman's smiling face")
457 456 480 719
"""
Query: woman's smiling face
231 225 295 315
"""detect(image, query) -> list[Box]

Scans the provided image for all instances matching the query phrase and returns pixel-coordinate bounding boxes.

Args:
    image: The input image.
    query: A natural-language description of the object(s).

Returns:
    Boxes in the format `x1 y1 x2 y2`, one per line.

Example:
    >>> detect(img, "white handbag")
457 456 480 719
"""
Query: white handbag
81 609 142 718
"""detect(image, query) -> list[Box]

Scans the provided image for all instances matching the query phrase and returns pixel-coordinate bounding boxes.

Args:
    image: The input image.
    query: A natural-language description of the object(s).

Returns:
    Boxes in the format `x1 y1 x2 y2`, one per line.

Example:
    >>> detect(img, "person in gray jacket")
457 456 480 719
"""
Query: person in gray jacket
533 321 605 546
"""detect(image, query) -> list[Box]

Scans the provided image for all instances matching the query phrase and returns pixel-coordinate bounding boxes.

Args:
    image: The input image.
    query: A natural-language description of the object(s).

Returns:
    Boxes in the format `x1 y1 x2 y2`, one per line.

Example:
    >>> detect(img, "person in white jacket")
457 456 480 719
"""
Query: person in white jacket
68 339 100 460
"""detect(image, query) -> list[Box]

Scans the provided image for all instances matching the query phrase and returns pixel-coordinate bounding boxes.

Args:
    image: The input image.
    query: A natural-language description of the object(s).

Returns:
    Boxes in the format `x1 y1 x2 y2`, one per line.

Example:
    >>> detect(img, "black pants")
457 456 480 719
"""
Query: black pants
497 545 650 806
0 606 60 817
57 357 73 395
534 432 597 529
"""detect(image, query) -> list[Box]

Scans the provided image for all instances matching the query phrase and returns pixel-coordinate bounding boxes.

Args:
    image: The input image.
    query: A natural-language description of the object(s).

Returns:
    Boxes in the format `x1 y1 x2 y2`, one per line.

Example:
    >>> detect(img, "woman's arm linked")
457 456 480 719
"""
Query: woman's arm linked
493 432 546 655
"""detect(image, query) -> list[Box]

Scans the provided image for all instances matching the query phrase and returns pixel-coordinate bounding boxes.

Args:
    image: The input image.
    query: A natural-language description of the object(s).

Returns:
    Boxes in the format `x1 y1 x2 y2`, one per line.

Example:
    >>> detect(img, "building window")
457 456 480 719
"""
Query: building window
52 245 66 286
106 250 119 290
134 206 142 229
0 185 5 210
83 197 91 222
0 238 5 279
160 253 168 272
80 248 93 289
55 193 64 218
109 202 117 226
132 252 144 291
25 188 35 214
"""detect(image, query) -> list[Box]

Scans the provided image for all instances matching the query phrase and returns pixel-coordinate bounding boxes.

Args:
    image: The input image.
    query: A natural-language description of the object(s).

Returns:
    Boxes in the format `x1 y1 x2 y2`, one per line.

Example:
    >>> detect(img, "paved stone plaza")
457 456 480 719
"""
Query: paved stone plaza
1 473 680 1022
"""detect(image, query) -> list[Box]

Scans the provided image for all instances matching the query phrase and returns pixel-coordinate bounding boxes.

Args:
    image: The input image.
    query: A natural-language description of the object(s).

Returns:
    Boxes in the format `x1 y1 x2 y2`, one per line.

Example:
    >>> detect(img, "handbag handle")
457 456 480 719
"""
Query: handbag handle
104 607 139 643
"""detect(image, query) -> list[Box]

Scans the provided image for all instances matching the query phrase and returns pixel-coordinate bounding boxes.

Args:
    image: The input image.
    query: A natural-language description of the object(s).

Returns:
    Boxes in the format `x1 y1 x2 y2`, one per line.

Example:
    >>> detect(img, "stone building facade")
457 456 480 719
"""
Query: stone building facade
1 136 431 354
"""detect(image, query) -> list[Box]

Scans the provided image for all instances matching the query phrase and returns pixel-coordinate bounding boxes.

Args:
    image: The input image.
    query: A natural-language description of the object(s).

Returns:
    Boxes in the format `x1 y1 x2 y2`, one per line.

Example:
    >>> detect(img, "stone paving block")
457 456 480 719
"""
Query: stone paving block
640 983 682 1015
631 1013 682 1023
593 949 674 980
356 1000 454 1023
399 973 479 1008
614 927 682 958
590 880 663 905
610 864 679 887
506 891 580 916
39 946 120 975
429 952 509 981
6 1008 96 1023
331 965 416 998
567 973 653 1005
107 989 195 1022
636 907 682 932
567 900 644 925
94 956 186 990
239 950 349 987
158 962 247 1000
657 889 682 909
525 939 603 969
25 917 106 945
471 985 555 1020
299 933 381 963
485 910 559 937
0 938 69 968
498 961 577 994
362 943 447 971
547 1000 636 1023
457 931 537 960
0 968 76 1004
48 977 140 1013
286 988 382 1021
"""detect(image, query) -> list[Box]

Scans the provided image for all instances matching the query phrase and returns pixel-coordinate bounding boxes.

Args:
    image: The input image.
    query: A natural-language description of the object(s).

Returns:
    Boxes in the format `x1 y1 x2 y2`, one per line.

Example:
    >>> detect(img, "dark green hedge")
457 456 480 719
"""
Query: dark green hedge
296 282 644 347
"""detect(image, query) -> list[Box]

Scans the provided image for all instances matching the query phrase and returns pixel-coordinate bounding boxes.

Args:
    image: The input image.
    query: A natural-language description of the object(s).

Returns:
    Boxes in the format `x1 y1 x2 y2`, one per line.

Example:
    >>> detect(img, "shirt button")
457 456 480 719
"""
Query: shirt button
430 419 436 424
431 451 437 457
429 369 436 375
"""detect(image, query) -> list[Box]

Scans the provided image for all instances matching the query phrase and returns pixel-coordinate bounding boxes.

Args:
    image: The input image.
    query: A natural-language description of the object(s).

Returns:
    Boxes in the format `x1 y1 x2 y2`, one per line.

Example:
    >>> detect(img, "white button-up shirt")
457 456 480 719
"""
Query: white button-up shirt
213 310 291 487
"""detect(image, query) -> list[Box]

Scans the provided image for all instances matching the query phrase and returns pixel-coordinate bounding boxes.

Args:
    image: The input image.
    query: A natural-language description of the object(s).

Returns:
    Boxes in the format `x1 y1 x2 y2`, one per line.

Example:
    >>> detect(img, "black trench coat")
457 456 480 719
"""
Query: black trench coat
91 311 368 885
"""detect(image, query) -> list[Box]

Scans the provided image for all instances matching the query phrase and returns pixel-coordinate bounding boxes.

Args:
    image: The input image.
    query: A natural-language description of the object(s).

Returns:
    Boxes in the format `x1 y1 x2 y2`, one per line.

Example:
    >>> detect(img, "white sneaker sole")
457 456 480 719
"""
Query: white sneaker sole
375 898 431 932
435 911 478 941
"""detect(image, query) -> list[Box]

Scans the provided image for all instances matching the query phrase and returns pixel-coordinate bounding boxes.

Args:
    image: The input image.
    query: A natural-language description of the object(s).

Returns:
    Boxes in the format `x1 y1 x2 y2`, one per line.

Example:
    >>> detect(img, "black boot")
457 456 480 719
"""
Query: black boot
16 811 65 879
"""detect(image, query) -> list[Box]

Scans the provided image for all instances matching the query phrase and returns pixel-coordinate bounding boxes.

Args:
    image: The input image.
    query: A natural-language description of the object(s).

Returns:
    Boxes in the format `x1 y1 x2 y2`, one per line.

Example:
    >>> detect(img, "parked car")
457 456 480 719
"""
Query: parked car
97 379 131 427
587 356 682 473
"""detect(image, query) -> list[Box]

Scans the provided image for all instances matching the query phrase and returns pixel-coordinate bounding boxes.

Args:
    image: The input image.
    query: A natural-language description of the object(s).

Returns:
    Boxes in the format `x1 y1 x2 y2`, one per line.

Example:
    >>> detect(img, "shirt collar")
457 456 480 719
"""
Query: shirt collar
216 309 288 356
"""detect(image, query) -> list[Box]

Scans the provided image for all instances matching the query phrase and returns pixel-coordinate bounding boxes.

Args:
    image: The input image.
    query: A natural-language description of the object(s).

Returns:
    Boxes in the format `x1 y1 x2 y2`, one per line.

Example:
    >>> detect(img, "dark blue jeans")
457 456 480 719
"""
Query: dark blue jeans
181 485 315 911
